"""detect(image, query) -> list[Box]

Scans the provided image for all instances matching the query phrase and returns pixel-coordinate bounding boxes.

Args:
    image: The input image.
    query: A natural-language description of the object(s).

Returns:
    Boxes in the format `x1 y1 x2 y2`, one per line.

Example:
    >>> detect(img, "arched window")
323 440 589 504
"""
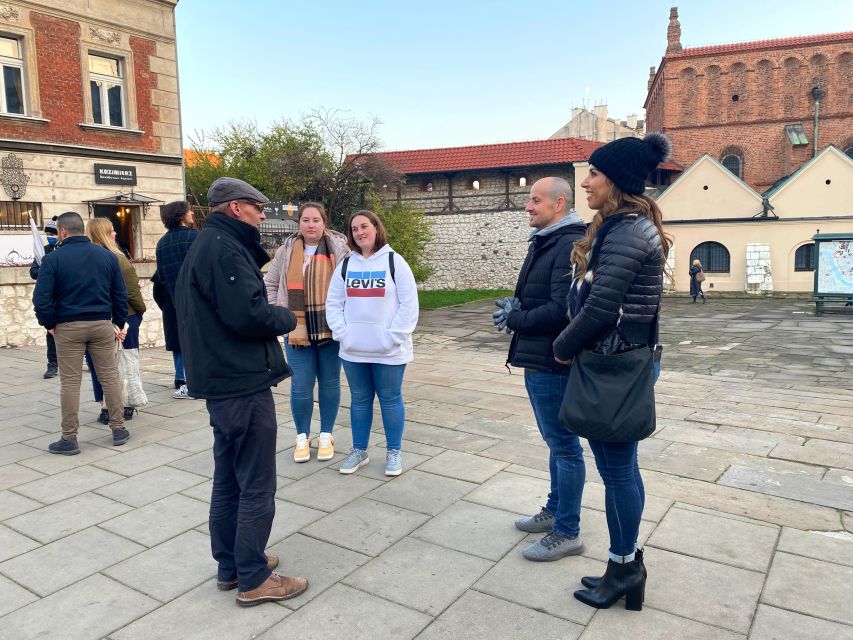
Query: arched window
518 176 528 188
468 178 481 190
795 243 815 271
845 146 853 160
690 241 730 273
721 154 743 178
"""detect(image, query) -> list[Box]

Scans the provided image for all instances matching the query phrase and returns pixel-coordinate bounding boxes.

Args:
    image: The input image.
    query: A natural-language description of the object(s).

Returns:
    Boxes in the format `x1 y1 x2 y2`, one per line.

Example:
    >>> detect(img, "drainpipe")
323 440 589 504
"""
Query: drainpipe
811 87 822 158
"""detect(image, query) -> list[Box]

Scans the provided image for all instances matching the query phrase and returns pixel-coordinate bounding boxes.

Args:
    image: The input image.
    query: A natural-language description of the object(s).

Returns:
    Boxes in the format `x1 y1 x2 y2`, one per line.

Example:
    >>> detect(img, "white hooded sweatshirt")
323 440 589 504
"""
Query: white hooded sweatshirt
325 244 419 364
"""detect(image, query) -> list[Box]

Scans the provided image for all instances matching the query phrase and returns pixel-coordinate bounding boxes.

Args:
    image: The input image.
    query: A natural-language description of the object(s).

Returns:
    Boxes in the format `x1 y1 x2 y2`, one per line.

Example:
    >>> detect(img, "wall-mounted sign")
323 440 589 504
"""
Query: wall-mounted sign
94 164 137 186
262 200 298 220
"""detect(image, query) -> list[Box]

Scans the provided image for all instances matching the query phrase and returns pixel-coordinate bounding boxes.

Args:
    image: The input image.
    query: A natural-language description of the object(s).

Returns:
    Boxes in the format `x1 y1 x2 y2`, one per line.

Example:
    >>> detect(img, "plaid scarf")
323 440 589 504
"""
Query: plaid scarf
286 235 336 346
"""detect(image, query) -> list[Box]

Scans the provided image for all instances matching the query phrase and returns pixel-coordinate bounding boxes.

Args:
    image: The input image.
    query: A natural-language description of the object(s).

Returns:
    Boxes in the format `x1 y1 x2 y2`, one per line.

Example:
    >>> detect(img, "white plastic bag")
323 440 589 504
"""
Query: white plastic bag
116 344 148 408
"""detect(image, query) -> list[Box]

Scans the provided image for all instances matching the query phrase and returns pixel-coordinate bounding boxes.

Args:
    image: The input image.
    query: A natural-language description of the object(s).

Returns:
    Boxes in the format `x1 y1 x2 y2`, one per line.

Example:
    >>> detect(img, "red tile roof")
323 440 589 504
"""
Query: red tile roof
669 31 853 59
368 137 606 174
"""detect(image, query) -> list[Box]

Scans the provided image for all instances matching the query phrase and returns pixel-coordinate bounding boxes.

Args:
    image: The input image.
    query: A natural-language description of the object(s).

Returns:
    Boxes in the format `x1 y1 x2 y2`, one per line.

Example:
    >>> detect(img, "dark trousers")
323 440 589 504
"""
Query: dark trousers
46 331 57 366
206 388 278 591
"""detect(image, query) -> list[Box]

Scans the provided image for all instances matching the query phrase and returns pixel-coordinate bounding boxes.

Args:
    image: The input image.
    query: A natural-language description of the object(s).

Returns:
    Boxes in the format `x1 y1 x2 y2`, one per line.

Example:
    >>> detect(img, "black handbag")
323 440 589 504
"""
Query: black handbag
558 336 656 443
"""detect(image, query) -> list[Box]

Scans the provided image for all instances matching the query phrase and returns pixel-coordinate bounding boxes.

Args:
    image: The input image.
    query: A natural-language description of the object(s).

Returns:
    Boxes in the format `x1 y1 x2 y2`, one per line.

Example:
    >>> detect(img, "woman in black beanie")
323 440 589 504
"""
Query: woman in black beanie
552 132 672 611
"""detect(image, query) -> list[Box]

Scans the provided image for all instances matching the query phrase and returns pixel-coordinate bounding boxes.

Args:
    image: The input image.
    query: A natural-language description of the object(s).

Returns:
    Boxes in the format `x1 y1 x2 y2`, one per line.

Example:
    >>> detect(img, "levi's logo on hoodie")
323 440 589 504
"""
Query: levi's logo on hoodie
346 270 387 297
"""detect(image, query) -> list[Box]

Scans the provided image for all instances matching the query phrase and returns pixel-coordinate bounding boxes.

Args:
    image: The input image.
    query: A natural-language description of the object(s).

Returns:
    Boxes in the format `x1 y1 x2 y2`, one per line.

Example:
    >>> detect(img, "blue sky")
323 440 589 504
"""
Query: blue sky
175 0 853 151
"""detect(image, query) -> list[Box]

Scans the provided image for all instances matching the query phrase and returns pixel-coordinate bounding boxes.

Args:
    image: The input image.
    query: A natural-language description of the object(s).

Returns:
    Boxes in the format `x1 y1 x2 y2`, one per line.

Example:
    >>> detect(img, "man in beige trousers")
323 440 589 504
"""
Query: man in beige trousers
32 211 130 454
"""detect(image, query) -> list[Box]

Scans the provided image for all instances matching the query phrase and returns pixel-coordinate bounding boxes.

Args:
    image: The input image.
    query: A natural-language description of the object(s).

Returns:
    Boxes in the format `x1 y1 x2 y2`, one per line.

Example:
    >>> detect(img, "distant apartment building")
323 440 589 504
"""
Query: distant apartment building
551 105 645 142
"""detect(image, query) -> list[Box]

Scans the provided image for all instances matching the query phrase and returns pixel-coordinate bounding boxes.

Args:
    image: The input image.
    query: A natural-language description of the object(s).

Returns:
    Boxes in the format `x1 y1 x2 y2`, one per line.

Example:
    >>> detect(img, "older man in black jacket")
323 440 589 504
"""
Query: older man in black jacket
176 177 307 607
498 177 588 562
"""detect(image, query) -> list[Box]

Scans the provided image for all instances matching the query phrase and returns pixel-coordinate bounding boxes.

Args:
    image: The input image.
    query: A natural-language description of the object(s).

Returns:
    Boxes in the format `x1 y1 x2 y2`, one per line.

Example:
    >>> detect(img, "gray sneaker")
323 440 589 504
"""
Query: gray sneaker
385 449 402 476
522 530 584 561
339 448 369 474
515 507 555 533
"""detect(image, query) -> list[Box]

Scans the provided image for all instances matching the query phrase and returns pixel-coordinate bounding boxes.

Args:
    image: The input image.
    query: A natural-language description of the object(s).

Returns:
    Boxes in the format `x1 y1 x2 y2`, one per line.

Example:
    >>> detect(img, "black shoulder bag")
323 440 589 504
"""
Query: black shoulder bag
558 291 659 443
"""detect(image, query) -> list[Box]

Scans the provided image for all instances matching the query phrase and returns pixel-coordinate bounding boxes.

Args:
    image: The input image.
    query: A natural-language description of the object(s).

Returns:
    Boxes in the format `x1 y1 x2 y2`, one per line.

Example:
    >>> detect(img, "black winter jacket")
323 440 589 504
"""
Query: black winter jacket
506 219 586 373
553 213 663 361
175 213 297 400
32 236 128 330
29 241 57 280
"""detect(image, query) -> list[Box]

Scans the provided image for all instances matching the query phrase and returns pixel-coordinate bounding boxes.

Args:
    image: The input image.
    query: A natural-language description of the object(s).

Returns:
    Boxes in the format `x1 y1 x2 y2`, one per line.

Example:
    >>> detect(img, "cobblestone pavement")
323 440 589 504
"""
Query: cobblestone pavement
0 297 851 639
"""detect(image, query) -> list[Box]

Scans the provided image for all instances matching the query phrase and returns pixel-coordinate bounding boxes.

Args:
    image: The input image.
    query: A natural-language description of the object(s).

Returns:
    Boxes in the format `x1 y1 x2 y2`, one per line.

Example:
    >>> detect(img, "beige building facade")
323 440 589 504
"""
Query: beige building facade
551 105 645 143
657 146 853 293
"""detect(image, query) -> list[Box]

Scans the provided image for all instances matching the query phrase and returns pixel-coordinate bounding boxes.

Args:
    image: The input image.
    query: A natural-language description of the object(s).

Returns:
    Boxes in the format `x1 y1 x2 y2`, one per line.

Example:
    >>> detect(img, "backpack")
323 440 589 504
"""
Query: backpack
339 252 395 283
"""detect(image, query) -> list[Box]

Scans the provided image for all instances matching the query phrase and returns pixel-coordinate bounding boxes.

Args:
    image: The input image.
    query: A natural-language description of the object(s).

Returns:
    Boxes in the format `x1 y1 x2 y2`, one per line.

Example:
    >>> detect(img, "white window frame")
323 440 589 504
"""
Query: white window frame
0 35 25 115
88 53 126 128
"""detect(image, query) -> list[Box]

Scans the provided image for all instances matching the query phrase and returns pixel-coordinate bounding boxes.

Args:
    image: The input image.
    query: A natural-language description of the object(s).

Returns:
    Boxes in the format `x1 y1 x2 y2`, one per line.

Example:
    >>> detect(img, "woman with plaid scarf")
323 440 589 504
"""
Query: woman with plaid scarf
265 202 350 463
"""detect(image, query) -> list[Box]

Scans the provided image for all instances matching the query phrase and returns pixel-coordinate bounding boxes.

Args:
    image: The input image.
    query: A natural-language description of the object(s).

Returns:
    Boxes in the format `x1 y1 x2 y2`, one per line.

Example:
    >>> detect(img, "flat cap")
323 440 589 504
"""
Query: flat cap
207 177 270 207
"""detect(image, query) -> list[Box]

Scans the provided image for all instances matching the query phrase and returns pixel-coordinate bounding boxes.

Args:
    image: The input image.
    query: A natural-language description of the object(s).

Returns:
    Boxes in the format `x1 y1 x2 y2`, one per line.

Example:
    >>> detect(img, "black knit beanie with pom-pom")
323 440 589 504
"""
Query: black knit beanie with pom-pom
587 132 673 195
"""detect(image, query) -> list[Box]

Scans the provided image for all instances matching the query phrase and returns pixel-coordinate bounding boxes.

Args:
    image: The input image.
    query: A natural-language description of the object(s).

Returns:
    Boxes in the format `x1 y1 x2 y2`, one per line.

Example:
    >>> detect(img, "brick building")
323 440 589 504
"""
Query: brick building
0 0 183 348
0 0 183 260
645 7 853 191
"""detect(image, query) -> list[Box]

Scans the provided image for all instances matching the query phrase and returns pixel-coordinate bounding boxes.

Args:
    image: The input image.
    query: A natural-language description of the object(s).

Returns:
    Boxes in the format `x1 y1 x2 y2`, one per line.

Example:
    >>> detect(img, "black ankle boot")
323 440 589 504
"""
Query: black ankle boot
581 548 646 590
574 557 645 611
123 407 136 421
97 408 109 425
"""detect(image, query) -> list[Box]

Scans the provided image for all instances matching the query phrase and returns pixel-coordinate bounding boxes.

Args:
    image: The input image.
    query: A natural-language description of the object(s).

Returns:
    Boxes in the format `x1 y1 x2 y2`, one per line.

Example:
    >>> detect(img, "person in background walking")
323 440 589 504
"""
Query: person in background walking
325 210 419 477
689 258 705 303
553 132 671 611
265 202 350 463
176 177 306 606
497 177 588 562
29 216 59 379
32 211 129 454
155 200 198 398
83 218 146 423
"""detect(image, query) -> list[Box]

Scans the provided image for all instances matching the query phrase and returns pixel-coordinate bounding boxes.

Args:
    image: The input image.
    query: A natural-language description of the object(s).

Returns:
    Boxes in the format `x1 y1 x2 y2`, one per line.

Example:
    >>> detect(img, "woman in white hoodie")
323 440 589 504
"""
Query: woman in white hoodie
325 210 419 476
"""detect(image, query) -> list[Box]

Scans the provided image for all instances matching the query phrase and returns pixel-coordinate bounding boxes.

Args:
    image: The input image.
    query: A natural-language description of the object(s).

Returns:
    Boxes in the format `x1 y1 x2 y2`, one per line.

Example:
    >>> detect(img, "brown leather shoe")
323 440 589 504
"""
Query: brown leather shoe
236 573 309 606
216 554 280 591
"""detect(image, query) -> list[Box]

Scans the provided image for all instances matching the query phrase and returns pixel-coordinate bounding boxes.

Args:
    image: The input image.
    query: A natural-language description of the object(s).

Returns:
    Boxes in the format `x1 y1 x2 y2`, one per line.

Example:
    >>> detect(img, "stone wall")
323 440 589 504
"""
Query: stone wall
1 261 166 348
420 210 530 290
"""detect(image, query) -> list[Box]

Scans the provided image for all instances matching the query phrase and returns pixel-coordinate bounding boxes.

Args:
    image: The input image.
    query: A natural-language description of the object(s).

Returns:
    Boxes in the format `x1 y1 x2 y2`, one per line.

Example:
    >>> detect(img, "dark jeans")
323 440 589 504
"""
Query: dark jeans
46 331 57 366
587 439 645 560
206 388 278 591
524 369 585 538
86 314 142 403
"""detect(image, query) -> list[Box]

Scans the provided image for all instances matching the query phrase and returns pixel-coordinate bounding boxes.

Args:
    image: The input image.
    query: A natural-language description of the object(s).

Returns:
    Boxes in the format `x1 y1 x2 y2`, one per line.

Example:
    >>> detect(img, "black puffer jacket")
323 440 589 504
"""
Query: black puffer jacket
175 213 296 400
506 218 586 373
553 213 663 360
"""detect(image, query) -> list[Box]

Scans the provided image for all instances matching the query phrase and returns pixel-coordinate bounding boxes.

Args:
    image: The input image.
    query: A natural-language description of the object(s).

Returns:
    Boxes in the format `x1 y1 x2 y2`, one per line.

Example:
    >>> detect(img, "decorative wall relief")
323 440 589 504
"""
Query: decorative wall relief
1 153 30 200
0 6 20 22
89 27 121 45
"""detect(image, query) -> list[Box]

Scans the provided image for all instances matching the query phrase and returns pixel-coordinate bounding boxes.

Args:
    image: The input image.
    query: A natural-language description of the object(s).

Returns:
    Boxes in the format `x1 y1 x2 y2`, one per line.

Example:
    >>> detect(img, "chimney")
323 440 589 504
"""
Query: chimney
594 104 608 120
666 7 682 54
627 114 638 129
648 65 656 91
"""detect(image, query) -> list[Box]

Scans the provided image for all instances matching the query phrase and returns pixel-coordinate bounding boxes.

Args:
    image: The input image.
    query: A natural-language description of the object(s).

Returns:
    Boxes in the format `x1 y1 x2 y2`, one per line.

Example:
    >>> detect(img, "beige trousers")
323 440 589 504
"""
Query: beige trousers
55 320 124 438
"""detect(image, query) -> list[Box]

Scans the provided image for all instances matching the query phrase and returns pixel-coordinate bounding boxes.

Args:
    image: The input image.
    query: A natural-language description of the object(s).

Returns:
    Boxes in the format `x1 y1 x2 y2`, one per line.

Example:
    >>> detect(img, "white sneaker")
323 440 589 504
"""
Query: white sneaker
293 434 310 463
172 384 192 399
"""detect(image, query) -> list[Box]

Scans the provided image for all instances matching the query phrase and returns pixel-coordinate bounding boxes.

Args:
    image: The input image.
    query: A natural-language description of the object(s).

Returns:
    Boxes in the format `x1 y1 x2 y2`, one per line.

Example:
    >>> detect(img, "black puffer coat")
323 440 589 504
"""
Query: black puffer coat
175 213 296 400
506 219 586 373
553 213 663 360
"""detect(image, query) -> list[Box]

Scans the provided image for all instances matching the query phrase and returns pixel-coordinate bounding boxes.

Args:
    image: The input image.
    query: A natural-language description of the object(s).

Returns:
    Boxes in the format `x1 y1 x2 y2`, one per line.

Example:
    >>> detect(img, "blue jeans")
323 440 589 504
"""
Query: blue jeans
206 388 278 591
86 314 142 402
524 369 585 538
587 439 645 561
284 340 342 436
173 351 185 383
341 361 406 450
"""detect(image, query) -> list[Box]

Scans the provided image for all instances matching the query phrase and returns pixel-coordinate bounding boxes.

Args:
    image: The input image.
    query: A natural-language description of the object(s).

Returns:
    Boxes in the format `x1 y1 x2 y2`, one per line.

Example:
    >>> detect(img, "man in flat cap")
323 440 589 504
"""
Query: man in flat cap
175 177 307 606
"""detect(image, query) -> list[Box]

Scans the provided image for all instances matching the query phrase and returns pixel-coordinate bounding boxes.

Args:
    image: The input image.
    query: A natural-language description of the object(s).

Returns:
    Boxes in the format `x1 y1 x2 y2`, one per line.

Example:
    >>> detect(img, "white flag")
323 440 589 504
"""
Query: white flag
30 214 45 266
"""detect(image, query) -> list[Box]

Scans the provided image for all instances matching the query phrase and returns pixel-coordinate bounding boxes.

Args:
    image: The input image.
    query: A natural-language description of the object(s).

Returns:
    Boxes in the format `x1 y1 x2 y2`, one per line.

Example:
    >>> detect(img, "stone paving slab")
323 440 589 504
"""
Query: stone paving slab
0 298 851 638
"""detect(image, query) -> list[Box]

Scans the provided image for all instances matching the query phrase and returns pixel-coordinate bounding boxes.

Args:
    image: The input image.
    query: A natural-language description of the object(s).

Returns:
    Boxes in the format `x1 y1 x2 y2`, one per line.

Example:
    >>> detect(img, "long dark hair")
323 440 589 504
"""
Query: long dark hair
571 180 671 279
346 210 388 254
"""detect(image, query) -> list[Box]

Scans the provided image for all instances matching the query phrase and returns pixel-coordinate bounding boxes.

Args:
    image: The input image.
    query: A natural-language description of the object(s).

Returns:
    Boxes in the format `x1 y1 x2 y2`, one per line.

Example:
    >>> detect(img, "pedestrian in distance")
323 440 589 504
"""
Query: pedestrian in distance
155 200 199 398
325 210 419 477
689 258 706 303
29 216 60 379
175 177 307 606
553 132 672 611
264 202 350 463
83 218 147 423
494 176 588 562
32 211 130 455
